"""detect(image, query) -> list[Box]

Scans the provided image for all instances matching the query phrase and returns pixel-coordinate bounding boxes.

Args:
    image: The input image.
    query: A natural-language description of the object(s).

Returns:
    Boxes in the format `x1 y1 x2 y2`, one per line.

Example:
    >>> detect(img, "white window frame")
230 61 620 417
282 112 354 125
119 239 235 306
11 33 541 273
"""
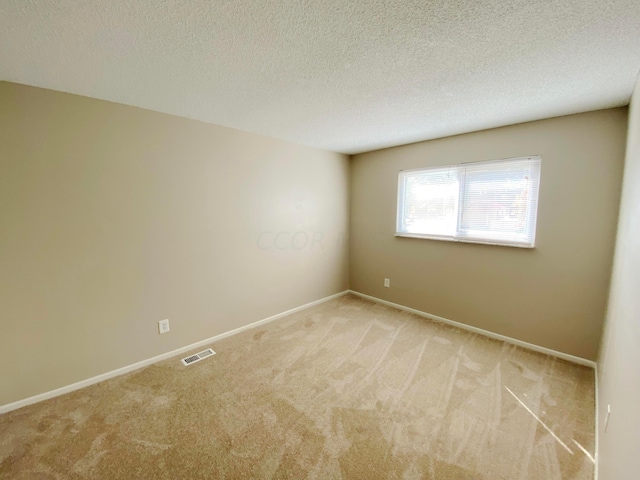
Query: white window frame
396 156 541 248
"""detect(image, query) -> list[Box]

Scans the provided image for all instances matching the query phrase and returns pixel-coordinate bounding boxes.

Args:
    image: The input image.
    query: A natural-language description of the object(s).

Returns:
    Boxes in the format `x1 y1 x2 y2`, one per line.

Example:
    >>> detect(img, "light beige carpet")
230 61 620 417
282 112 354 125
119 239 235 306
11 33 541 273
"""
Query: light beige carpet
0 294 595 479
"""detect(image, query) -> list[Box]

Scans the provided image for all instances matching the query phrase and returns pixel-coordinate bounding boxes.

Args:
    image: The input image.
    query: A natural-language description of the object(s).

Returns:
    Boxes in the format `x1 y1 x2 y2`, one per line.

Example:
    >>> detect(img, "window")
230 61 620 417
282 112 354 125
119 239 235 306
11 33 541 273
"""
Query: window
396 156 541 248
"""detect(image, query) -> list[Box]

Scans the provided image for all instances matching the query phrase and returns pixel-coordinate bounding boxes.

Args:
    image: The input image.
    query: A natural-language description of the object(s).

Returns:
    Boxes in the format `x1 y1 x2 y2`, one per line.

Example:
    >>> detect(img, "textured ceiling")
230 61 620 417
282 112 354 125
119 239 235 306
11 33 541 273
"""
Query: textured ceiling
1 1 640 154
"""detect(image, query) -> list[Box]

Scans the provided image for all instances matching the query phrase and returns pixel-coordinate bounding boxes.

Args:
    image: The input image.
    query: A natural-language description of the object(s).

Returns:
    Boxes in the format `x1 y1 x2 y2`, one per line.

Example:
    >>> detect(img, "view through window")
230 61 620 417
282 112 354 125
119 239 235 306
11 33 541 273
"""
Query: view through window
396 156 541 247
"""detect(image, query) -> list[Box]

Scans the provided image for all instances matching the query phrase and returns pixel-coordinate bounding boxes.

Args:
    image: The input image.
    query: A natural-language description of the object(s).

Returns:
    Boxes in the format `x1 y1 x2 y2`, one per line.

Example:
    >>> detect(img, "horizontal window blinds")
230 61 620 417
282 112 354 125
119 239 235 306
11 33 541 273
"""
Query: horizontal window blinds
458 158 541 244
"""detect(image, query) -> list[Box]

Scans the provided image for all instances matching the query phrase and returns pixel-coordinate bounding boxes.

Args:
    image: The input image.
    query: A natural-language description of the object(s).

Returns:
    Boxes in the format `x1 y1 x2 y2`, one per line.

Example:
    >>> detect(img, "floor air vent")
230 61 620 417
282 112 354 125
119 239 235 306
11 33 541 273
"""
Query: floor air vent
181 348 216 366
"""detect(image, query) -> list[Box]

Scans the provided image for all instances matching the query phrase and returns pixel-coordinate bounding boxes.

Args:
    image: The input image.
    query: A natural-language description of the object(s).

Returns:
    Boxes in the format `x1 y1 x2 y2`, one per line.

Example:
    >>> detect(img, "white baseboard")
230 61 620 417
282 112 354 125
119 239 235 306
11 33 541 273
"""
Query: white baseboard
0 290 349 415
348 290 597 369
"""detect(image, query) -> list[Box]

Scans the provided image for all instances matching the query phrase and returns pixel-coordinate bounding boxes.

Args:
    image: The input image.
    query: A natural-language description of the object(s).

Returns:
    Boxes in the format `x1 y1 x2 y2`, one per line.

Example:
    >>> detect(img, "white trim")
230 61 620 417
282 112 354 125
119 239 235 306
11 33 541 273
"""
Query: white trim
594 365 600 480
0 290 349 414
394 232 535 249
348 290 596 369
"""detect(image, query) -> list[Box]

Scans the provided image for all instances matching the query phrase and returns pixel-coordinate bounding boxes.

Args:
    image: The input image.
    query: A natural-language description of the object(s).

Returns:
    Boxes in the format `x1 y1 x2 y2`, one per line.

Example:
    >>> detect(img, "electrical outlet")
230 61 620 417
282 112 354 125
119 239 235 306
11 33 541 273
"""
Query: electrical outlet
384 278 390 288
158 319 170 334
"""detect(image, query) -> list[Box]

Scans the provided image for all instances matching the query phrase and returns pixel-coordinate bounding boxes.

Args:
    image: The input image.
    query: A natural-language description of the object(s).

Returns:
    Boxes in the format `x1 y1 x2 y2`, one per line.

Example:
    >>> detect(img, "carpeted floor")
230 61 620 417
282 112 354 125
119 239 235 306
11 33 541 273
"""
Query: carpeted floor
0 294 595 479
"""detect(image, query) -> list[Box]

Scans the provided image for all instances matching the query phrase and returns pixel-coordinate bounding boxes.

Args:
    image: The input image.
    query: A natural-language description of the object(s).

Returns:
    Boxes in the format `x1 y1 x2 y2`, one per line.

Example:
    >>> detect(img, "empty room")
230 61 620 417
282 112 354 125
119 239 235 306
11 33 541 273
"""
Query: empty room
1 1 639 479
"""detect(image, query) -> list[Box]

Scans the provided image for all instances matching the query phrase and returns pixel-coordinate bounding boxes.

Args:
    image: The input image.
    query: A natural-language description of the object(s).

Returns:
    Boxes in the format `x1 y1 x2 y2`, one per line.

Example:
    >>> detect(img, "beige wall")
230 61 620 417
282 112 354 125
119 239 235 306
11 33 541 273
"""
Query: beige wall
0 82 349 406
597 75 640 478
350 109 627 360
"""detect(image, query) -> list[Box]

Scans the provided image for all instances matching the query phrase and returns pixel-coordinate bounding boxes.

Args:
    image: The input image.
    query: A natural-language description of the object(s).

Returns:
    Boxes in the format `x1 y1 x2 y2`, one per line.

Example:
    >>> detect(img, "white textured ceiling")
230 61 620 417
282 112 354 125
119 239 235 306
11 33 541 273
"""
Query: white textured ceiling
1 1 640 154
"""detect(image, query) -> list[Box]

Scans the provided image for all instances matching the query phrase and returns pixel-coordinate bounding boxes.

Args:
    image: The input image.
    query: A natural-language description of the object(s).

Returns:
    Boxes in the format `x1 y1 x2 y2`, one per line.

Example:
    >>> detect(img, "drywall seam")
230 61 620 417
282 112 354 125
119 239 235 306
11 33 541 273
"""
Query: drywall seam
0 290 349 414
349 290 597 368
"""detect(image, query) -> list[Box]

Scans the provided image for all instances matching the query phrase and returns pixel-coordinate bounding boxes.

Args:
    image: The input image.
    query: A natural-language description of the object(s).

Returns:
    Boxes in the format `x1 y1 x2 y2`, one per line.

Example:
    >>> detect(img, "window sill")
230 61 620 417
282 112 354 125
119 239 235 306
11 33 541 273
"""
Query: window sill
394 232 535 249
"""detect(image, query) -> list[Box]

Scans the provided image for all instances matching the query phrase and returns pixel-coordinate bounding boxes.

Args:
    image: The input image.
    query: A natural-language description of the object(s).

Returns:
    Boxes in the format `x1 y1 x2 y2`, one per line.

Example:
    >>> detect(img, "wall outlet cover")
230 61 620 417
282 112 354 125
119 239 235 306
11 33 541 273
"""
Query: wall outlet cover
158 319 170 334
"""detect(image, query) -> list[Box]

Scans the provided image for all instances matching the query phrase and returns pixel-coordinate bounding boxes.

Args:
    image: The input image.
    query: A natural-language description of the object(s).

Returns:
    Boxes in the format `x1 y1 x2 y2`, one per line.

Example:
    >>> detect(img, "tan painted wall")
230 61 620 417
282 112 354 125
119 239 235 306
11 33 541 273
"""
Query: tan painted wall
350 109 627 360
597 74 640 478
0 82 349 406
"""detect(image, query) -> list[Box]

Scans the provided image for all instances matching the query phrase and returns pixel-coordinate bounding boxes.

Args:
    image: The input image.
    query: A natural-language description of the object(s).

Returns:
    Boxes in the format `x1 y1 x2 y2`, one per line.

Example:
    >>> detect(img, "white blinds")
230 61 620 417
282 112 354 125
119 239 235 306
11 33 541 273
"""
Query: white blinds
397 156 541 247
458 157 541 245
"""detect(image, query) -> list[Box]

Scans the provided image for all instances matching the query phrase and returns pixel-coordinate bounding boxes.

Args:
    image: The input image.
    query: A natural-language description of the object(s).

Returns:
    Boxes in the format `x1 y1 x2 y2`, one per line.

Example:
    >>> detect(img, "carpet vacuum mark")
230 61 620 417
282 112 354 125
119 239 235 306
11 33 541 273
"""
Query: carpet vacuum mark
0 294 595 479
